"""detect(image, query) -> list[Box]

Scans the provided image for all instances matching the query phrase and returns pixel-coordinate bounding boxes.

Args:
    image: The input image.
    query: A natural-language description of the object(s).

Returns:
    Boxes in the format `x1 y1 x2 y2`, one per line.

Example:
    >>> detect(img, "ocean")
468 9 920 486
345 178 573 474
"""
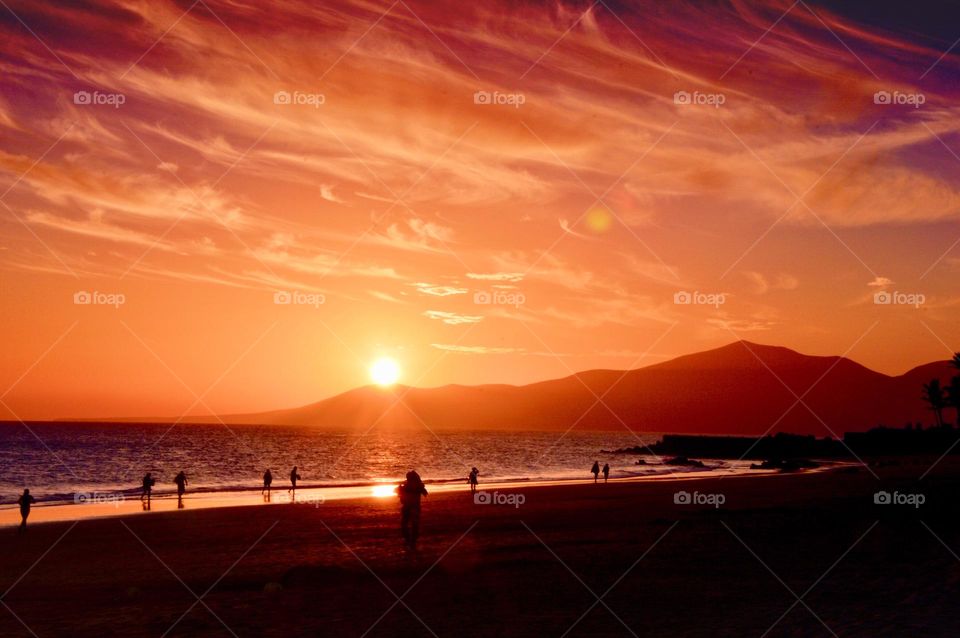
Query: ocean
0 422 759 505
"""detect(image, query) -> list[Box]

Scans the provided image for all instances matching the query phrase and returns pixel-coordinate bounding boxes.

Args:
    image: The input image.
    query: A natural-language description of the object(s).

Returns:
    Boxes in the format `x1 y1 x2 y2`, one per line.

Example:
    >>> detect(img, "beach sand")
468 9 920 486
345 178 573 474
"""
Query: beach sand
1 459 958 637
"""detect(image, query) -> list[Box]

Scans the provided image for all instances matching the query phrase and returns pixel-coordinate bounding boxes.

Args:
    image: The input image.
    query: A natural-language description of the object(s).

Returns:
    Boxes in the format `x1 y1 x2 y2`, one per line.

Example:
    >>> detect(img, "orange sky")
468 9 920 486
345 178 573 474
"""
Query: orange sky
1 0 959 420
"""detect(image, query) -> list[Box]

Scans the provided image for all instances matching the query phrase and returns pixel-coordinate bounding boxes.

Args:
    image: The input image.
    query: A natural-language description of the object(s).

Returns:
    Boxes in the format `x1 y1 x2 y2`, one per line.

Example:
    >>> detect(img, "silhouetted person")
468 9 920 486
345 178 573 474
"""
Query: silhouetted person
141 472 155 502
591 461 600 483
18 489 35 533
174 471 188 504
399 470 428 548
289 466 301 495
262 469 273 494
602 463 610 483
468 467 480 493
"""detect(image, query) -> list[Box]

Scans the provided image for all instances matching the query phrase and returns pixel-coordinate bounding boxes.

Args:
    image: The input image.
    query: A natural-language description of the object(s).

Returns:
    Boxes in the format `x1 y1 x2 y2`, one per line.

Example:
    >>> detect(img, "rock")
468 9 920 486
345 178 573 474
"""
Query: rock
664 456 705 468
750 458 820 471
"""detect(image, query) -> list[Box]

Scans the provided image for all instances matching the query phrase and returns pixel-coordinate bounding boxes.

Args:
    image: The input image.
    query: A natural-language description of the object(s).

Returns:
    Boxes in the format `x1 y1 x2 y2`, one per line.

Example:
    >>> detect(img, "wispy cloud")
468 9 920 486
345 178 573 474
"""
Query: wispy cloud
430 343 519 354
424 310 482 325
466 272 524 282
411 282 468 296
867 276 894 288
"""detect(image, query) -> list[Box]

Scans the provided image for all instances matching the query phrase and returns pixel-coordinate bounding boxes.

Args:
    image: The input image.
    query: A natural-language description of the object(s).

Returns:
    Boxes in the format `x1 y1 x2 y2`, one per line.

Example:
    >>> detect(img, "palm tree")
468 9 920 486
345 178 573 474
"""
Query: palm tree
945 353 960 426
923 379 947 428
947 376 960 428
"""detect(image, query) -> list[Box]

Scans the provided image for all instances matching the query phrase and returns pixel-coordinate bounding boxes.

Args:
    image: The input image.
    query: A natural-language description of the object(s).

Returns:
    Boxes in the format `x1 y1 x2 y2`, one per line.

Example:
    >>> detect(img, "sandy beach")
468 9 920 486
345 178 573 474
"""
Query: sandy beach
2 459 958 637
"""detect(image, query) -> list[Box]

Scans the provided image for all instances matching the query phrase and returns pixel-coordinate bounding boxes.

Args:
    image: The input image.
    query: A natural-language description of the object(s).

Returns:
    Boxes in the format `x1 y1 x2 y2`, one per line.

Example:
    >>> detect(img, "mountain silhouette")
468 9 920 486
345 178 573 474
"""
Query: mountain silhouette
207 341 952 436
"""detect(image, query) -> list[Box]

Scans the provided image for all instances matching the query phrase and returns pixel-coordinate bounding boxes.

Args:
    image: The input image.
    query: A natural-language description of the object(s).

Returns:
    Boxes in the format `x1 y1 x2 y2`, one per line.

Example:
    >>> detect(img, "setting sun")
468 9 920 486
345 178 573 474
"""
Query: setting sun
369 358 401 386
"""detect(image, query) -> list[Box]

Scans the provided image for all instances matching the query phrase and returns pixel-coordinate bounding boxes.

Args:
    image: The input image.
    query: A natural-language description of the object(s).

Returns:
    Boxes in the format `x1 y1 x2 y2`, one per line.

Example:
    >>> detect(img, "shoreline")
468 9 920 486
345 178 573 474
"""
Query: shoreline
0 463 846 527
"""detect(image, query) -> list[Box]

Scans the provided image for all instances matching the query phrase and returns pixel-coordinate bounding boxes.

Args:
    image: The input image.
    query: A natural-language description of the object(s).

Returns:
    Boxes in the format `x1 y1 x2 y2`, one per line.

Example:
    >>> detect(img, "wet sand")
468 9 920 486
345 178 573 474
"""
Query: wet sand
1 458 958 637
0 466 791 527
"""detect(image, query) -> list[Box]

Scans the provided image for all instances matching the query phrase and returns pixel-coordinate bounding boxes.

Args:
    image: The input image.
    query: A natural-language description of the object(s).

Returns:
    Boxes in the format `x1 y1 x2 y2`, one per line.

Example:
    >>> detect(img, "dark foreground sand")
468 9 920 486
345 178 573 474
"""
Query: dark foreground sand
2 459 959 637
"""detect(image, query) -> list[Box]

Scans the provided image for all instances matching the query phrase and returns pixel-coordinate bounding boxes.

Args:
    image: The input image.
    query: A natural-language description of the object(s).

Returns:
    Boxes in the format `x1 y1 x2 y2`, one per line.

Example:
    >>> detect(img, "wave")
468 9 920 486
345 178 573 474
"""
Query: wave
1 462 762 508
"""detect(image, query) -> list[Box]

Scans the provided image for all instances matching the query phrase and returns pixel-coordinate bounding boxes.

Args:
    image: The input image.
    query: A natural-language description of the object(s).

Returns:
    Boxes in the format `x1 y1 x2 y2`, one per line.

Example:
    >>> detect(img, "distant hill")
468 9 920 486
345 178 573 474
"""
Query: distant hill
198 341 953 436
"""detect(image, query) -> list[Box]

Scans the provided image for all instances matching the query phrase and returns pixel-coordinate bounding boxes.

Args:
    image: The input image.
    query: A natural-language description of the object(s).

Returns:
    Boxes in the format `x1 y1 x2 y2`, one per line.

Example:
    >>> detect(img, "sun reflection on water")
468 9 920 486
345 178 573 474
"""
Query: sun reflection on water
371 484 396 498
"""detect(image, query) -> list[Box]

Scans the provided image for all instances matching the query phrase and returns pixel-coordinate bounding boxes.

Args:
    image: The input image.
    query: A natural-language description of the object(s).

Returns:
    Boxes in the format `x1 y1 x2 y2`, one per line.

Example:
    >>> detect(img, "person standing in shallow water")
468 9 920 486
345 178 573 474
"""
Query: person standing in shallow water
591 461 600 483
141 472 155 502
602 463 610 483
262 469 273 494
17 488 35 533
468 467 480 493
398 470 428 548
288 466 301 495
174 471 188 499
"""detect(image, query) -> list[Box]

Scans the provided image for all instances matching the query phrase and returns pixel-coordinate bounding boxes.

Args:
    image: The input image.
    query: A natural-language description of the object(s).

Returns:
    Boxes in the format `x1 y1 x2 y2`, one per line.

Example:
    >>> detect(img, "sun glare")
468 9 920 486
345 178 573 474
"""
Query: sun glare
371 484 396 498
369 357 401 386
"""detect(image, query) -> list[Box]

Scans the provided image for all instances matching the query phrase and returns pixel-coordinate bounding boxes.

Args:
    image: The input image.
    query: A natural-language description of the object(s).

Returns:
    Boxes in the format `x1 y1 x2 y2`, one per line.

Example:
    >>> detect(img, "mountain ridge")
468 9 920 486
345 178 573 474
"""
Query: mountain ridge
70 340 955 436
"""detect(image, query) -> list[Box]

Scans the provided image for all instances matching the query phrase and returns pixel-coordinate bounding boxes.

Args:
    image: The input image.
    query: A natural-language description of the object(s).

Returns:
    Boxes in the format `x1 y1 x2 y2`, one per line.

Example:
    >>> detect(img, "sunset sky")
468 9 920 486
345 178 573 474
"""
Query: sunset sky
1 0 959 420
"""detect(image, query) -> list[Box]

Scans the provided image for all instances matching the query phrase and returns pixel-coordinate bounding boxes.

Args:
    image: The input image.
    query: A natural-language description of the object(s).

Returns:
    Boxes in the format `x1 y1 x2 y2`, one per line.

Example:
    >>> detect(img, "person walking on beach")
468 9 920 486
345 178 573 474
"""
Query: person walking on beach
398 470 428 548
591 461 600 483
262 469 273 494
174 471 188 500
288 466 301 495
602 463 610 483
140 472 156 502
468 467 480 493
17 488 35 533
